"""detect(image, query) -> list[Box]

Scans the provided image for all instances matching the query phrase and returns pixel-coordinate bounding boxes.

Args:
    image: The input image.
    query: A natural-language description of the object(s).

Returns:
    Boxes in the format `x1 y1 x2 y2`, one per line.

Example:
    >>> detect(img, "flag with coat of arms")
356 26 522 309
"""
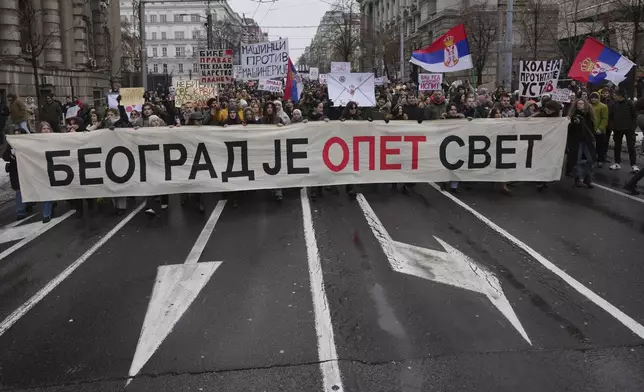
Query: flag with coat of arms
410 24 473 73
568 37 635 85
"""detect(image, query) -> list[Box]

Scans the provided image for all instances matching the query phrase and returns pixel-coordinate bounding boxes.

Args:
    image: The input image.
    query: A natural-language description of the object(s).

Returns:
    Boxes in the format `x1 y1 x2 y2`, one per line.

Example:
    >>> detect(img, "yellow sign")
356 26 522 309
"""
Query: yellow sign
174 80 217 108
119 88 145 106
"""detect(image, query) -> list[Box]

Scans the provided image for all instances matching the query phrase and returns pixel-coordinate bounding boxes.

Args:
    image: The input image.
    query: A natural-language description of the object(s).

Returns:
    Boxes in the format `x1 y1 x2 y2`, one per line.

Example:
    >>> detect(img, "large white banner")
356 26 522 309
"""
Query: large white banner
240 38 289 80
8 119 568 202
519 60 562 97
327 73 376 107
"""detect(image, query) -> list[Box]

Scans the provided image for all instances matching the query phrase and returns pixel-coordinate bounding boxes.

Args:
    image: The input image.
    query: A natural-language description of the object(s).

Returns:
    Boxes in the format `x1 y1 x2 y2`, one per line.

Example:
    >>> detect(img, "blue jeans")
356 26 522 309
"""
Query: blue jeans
15 190 26 217
42 201 53 219
574 142 594 179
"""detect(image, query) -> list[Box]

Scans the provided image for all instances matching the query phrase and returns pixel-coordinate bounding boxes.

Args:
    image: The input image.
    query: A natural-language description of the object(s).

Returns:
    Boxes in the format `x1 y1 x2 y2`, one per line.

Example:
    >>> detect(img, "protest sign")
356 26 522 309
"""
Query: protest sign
107 93 141 121
327 73 376 107
310 67 319 80
173 80 217 107
551 88 573 103
331 62 351 73
418 74 443 91
258 78 283 93
119 88 145 106
319 74 327 84
240 38 289 80
519 60 563 97
9 118 568 202
198 49 233 84
233 65 243 80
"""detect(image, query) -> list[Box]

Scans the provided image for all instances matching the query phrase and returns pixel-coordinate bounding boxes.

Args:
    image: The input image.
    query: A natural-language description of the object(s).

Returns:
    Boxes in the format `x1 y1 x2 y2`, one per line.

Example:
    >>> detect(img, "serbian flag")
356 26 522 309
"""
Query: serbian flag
568 37 635 85
284 58 303 103
410 24 473 73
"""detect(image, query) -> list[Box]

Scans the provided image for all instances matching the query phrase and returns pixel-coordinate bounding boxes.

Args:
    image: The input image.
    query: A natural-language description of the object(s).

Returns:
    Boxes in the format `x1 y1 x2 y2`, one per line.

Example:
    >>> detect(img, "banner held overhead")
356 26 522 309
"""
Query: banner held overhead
199 49 233 85
240 38 289 80
9 119 568 202
519 60 562 97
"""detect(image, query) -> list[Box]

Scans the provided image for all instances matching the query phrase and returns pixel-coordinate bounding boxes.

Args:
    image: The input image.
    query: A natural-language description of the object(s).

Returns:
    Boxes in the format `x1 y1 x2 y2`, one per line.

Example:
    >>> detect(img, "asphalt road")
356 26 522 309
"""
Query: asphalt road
0 164 643 391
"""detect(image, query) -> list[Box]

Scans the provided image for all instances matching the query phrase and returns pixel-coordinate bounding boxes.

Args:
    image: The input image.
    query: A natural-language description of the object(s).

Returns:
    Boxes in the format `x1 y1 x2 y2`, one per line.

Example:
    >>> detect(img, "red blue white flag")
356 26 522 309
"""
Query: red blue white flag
410 24 473 73
568 37 635 85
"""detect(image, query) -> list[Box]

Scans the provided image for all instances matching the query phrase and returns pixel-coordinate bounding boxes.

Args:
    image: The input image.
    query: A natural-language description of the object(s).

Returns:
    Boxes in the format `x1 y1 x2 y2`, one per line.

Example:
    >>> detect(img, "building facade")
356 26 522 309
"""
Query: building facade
309 10 362 73
0 0 122 104
120 0 264 84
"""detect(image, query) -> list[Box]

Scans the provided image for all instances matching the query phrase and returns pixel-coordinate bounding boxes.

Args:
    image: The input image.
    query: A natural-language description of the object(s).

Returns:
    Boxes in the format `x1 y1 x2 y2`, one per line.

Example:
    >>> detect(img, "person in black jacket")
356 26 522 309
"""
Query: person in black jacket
608 89 639 172
3 126 36 220
568 98 597 188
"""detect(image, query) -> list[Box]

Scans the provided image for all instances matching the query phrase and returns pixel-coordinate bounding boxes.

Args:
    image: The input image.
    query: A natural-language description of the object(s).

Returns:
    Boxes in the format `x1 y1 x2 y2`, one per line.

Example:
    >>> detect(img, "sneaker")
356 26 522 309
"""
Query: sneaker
42 216 51 224
632 165 640 173
144 208 156 217
160 204 168 210
275 190 283 202
609 163 621 170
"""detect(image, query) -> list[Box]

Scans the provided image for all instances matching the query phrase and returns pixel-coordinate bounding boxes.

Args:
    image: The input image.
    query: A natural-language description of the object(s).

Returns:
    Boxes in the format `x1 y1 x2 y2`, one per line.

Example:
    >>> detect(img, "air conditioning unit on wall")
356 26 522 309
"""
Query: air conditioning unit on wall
42 75 54 85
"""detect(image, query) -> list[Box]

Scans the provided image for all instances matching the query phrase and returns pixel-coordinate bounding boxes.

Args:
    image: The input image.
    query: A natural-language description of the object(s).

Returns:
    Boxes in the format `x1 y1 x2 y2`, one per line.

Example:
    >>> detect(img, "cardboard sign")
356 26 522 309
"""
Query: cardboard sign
551 88 573 103
309 67 319 80
119 87 145 106
519 60 563 97
174 80 217 107
233 65 243 80
331 62 351 73
240 38 289 80
418 74 443 91
199 49 233 84
258 78 283 93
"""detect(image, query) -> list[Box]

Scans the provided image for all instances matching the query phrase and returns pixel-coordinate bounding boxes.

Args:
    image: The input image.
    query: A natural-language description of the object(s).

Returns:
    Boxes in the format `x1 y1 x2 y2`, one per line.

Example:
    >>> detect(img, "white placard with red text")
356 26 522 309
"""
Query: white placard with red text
418 74 442 91
9 119 568 202
258 78 283 92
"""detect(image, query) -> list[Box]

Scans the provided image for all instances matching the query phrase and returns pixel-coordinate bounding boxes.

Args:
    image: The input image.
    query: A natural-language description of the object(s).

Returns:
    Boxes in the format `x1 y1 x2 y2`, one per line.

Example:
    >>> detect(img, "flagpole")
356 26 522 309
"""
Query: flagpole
400 22 404 82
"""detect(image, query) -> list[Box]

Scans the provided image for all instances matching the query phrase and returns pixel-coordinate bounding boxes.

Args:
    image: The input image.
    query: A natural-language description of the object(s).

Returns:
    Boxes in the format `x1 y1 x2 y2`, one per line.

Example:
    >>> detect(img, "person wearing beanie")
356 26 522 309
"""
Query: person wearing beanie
589 92 609 167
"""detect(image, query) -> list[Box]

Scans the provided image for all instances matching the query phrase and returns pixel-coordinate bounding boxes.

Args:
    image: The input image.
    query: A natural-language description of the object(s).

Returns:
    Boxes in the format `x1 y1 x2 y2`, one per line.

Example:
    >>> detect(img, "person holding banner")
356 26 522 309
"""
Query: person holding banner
568 98 597 188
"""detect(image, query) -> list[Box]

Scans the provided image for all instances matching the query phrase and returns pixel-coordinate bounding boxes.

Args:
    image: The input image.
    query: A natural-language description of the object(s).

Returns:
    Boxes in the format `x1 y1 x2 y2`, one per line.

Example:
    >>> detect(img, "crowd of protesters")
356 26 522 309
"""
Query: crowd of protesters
0 77 642 223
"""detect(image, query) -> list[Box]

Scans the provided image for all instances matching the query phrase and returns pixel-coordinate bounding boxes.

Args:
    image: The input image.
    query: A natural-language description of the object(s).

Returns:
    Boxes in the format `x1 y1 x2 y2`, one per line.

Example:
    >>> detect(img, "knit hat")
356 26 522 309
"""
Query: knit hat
293 109 302 116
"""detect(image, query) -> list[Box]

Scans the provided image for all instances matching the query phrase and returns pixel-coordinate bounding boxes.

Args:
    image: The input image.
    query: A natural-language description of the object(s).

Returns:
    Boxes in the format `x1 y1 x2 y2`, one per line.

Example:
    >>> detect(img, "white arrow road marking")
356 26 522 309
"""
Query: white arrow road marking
0 210 75 262
356 193 532 345
429 182 644 341
127 200 227 386
300 188 344 392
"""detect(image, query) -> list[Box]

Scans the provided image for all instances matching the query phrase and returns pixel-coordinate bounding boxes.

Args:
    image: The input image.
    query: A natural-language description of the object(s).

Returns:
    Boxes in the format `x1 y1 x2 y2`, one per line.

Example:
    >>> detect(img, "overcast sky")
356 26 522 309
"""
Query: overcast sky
229 0 334 61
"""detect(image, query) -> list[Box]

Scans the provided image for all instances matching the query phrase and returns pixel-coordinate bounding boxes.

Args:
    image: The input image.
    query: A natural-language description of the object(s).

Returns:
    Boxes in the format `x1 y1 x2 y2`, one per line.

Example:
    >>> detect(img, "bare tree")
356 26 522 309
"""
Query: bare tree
546 0 603 72
459 0 498 85
516 0 556 60
610 0 644 95
326 0 361 63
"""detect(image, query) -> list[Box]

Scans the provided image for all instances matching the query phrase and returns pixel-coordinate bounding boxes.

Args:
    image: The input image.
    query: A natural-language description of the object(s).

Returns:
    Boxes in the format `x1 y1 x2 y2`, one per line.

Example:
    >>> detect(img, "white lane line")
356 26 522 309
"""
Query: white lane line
429 182 644 340
595 183 644 205
300 188 344 392
184 200 227 264
1 213 37 230
0 210 75 262
0 202 145 337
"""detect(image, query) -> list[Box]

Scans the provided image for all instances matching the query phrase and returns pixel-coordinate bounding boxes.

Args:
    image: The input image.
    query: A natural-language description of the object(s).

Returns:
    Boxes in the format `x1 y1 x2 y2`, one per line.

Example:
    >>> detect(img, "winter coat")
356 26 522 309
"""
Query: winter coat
368 105 391 121
608 99 636 131
39 101 63 126
403 104 422 121
424 99 447 120
590 101 608 133
3 128 29 190
567 111 597 158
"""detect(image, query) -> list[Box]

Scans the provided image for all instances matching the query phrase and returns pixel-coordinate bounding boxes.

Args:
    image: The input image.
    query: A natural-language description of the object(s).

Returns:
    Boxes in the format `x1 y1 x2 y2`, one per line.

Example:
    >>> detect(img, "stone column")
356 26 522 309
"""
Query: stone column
0 0 22 57
59 0 73 68
90 0 106 67
72 0 88 67
42 0 63 66
109 0 122 78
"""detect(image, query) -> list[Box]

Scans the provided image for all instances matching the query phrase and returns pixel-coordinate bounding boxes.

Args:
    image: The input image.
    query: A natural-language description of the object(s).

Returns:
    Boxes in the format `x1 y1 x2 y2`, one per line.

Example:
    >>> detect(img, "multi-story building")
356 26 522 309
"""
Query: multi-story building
120 0 264 86
309 10 362 73
0 0 122 103
358 0 561 85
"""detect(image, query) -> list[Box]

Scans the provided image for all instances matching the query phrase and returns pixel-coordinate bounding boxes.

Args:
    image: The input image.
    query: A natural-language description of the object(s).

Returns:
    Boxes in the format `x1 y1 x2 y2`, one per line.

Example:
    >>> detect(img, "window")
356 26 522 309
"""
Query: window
174 14 183 22
162 47 167 56
160 14 167 23
192 30 199 39
161 32 167 39
151 32 157 40
193 63 199 72
152 47 157 57
191 14 199 22
174 31 185 39
150 14 157 23
163 63 168 73
175 46 185 57
153 64 158 73
178 64 184 73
